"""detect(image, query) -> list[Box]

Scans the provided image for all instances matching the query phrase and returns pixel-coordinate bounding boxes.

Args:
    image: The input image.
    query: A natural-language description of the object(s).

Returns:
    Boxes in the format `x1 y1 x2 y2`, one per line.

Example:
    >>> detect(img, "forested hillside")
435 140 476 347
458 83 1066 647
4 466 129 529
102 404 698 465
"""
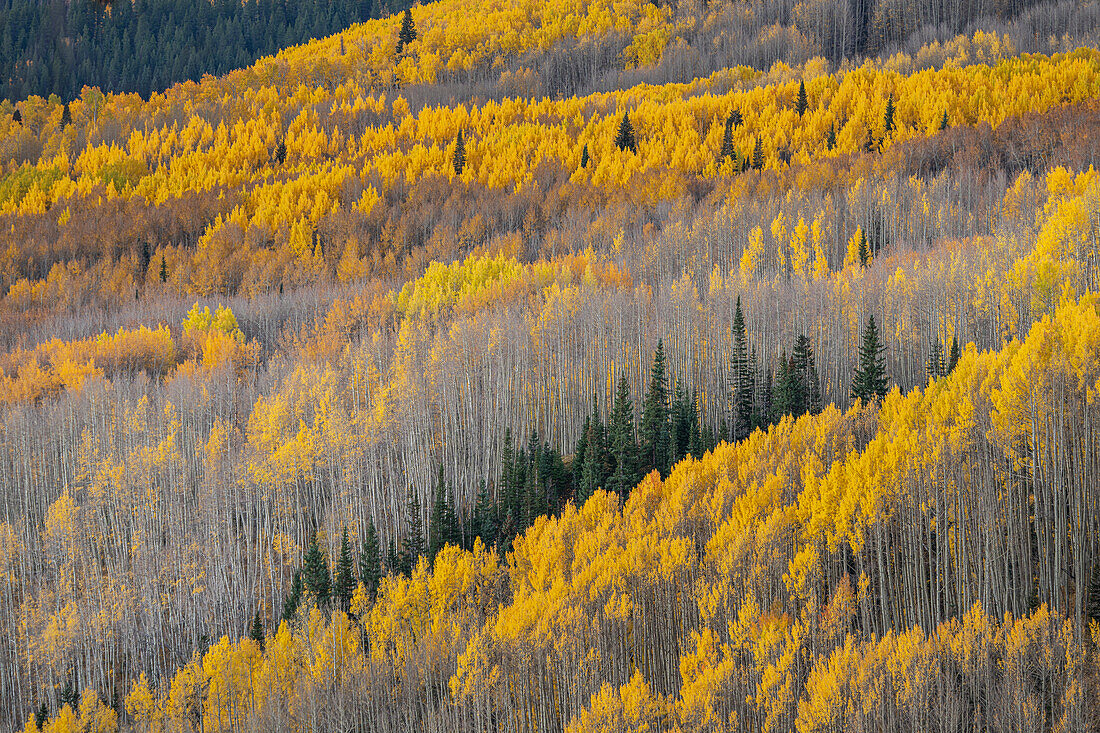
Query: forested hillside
0 0 378 102
1 0 1100 729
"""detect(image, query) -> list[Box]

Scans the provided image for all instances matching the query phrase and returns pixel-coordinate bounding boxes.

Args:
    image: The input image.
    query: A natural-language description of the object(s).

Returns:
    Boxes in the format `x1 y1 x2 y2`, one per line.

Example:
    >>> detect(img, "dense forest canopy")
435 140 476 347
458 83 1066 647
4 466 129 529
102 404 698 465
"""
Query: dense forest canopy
0 0 1099 730
0 0 378 102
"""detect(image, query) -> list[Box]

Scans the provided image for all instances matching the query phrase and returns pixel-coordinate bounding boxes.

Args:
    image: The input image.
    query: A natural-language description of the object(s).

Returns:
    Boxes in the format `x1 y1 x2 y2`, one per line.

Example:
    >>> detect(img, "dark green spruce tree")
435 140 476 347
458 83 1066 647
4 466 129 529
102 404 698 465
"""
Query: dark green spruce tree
751 136 764 170
580 143 590 169
639 339 670 477
302 533 330 606
731 297 754 442
396 8 417 54
796 80 808 116
387 539 399 573
401 490 424 574
883 94 896 137
607 375 637 498
538 437 566 514
947 334 961 373
522 435 542 525
249 609 265 651
500 428 515 515
333 526 356 610
851 314 889 403
453 130 466 175
754 360 774 430
792 334 821 416
772 351 796 419
669 378 692 464
359 521 382 602
428 461 451 562
615 112 637 153
572 414 590 497
282 571 303 621
927 338 946 381
720 112 737 162
473 479 497 547
690 387 706 456
577 393 607 504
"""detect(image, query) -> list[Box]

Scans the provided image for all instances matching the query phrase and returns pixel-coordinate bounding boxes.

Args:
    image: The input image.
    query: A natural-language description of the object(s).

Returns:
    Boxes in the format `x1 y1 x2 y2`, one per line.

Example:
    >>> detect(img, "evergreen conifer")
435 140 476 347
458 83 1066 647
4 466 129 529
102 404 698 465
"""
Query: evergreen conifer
947 334 961 373
615 112 637 153
639 339 670 477
400 490 424 574
359 521 382 601
249 609 265 651
453 129 466 175
731 297 754 441
927 339 946 381
333 526 356 610
282 571 303 621
851 314 889 402
302 533 330 606
396 8 417 54
607 375 637 497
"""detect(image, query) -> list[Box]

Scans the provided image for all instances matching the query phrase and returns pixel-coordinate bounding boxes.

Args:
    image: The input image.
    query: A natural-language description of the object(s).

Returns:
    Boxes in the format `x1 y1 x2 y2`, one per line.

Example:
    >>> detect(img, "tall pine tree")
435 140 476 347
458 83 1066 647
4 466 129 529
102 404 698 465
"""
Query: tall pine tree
773 351 797 419
452 129 466 175
669 377 693 464
731 297 754 442
607 375 637 498
858 229 871 267
428 461 451 562
473 479 497 547
851 314 889 403
249 609 265 651
639 339 670 477
719 112 736 162
795 79 808 116
947 334 961 373
791 334 821 416
756 363 775 429
751 136 764 170
359 521 382 602
282 571 303 621
615 112 637 153
927 338 946 381
577 393 607 504
401 490 424 574
396 8 417 54
499 428 515 522
302 533 330 606
572 414 590 497
333 526 356 610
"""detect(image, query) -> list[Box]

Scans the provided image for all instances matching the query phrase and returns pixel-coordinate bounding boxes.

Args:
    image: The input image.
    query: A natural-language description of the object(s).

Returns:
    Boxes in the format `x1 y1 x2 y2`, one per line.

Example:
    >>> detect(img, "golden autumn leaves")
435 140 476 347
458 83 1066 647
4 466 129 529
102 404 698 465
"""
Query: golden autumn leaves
48 291 1100 733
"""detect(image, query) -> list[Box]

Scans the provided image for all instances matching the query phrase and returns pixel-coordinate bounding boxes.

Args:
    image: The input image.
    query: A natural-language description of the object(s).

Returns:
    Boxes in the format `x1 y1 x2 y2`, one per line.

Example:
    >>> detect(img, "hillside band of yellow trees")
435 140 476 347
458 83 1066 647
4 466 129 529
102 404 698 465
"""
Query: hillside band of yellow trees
1 0 1100 730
